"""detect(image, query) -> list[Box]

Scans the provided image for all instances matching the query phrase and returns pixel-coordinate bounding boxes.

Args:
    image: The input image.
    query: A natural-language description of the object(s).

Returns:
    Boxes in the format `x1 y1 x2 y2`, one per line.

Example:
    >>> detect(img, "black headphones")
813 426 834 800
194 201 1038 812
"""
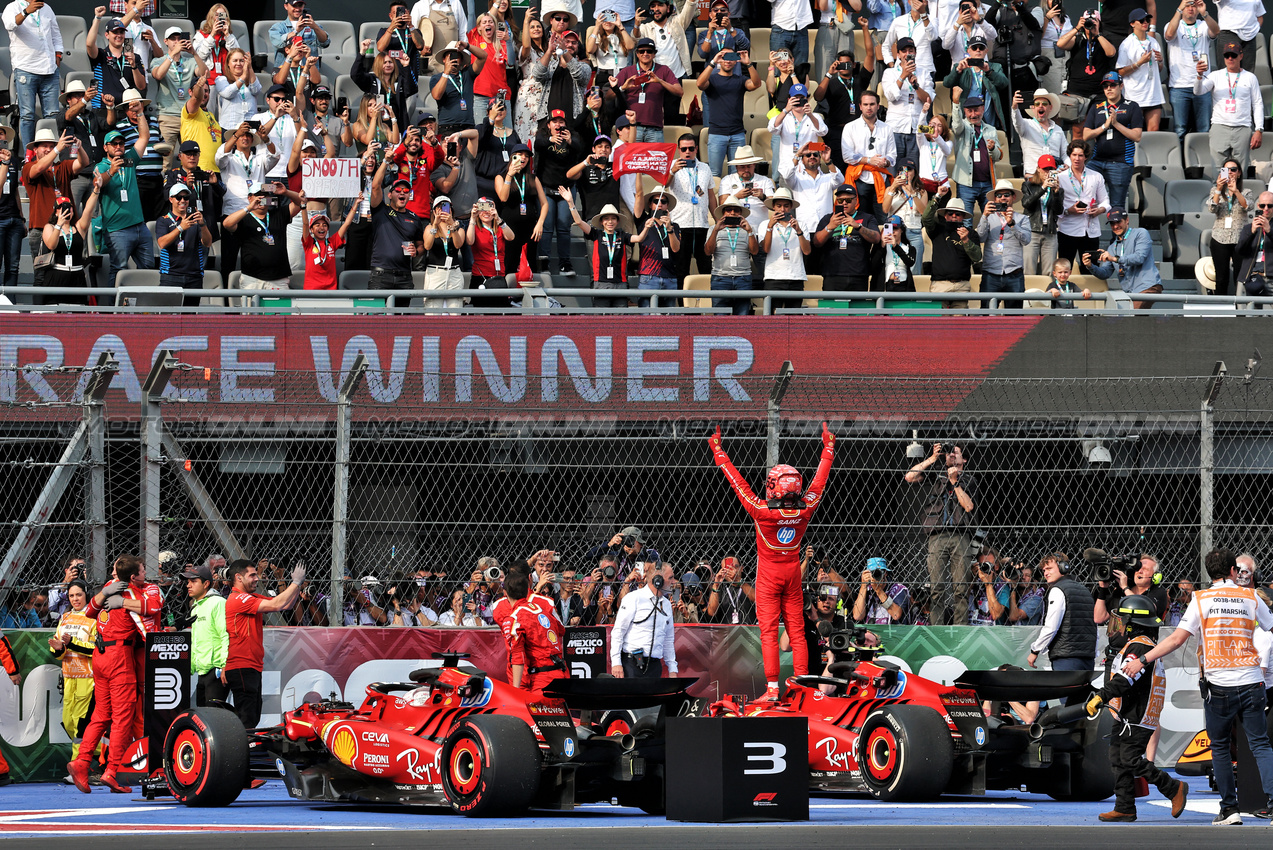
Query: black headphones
1056 558 1071 575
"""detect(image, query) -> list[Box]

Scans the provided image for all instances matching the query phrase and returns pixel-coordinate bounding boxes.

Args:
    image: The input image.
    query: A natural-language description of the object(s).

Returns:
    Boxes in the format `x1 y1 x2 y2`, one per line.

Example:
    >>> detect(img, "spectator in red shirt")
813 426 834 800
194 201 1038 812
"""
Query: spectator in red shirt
466 196 515 305
301 200 360 289
468 13 512 126
390 122 446 218
223 558 304 729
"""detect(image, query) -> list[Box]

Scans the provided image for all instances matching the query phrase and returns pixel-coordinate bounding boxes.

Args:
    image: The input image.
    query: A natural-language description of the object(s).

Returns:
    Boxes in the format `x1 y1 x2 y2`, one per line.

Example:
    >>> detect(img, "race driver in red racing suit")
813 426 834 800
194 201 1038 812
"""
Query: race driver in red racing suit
710 422 836 700
502 571 569 697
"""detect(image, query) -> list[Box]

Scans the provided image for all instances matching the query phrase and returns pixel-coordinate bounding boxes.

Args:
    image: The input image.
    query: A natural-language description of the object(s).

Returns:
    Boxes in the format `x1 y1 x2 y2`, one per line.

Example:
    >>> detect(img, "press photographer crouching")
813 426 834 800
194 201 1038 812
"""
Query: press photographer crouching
852 556 910 625
1026 552 1097 679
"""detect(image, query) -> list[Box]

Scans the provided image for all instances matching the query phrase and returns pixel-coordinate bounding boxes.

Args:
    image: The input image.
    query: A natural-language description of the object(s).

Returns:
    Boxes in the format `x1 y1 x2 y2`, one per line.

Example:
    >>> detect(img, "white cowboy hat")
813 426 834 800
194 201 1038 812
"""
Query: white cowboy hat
990 178 1021 205
727 145 764 166
25 127 58 149
1029 88 1060 120
434 41 469 63
120 88 151 108
1195 257 1216 291
765 187 800 210
540 0 579 30
589 203 622 230
646 188 677 212
716 196 747 214
59 79 87 106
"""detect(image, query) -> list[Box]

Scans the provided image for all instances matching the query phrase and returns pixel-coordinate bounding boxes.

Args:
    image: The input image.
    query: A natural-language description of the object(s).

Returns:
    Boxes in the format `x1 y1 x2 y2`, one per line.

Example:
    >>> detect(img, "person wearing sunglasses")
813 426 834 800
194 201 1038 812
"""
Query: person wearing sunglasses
778 584 844 679
1208 158 1252 296
267 0 329 68
1085 206 1162 309
1080 72 1142 210
634 0 698 81
1195 39 1263 178
1162 0 1217 141
615 37 683 142
1115 8 1165 131
1234 191 1273 298
155 181 212 291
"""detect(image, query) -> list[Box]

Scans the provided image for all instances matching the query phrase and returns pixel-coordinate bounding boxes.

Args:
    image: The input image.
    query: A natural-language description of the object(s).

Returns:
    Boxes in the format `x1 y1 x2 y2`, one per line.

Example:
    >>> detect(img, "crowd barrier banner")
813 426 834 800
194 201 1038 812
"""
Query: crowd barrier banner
0 624 1205 783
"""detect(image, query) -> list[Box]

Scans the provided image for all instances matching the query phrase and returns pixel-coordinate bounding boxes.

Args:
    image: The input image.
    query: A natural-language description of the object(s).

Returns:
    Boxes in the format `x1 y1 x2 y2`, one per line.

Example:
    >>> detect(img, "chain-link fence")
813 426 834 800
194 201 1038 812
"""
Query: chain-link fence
6 364 1273 626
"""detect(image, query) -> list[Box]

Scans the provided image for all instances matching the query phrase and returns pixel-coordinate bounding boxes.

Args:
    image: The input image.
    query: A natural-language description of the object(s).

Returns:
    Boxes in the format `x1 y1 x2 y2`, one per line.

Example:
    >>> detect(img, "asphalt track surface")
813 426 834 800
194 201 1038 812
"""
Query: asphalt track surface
4 776 1273 849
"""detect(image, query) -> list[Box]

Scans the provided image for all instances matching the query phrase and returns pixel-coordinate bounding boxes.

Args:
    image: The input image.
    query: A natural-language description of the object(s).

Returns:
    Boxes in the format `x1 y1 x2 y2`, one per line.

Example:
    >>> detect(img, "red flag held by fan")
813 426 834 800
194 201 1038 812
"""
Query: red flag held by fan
517 245 534 285
612 142 678 186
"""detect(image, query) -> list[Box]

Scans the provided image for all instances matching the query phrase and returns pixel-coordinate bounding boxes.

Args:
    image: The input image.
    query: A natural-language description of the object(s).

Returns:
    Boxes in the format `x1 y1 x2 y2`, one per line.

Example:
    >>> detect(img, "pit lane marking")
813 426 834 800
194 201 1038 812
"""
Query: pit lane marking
0 808 168 822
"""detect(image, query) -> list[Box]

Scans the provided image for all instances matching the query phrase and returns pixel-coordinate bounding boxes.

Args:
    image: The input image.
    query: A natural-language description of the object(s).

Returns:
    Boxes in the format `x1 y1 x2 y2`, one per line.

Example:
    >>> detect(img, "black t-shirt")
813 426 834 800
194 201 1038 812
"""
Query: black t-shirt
577 159 621 220
0 156 21 220
237 209 292 280
431 68 477 127
57 109 112 167
1083 98 1143 165
369 203 424 271
534 136 581 195
475 121 520 188
90 50 143 109
703 71 747 135
816 210 879 279
587 228 629 283
423 228 460 268
802 611 846 667
1064 34 1117 98
156 214 205 278
820 66 874 128
1095 0 1143 42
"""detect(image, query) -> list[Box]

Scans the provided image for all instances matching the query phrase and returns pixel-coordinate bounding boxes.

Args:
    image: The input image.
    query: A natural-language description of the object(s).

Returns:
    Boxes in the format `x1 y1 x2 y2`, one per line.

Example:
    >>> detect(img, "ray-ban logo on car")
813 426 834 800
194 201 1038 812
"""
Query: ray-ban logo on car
152 668 183 710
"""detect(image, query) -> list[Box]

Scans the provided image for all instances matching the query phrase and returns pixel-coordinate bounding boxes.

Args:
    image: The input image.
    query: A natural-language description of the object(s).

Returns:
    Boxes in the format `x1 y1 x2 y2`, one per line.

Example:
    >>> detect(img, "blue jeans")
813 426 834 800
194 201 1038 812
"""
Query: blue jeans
1169 87 1211 140
905 224 924 274
0 217 24 289
707 131 746 178
14 70 60 150
104 221 155 287
980 268 1025 308
958 180 992 214
638 273 676 307
1204 681 1273 811
1048 657 1094 673
710 273 752 314
635 126 664 144
541 193 574 267
769 25 809 70
1089 159 1132 211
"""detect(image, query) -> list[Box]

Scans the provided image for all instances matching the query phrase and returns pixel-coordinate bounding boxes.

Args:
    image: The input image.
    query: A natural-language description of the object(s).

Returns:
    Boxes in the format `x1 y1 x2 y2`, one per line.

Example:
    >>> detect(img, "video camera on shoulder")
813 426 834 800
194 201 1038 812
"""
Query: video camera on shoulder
1082 547 1136 583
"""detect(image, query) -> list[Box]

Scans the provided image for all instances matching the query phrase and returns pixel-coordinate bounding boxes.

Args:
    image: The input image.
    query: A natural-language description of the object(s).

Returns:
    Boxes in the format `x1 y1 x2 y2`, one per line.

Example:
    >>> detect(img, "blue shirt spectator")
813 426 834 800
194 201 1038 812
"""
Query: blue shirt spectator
1089 209 1161 298
268 0 331 67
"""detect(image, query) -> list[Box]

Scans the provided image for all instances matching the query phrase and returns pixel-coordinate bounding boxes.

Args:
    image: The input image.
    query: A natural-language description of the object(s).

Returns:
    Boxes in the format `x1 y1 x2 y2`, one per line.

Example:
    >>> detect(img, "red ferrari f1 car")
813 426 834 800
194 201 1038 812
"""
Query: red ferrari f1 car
158 653 698 816
706 627 1115 801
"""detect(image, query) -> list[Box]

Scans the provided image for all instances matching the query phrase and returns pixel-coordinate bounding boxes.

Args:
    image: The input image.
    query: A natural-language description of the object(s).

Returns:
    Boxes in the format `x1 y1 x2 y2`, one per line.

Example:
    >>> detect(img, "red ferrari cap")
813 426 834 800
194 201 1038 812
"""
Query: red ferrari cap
550 109 566 120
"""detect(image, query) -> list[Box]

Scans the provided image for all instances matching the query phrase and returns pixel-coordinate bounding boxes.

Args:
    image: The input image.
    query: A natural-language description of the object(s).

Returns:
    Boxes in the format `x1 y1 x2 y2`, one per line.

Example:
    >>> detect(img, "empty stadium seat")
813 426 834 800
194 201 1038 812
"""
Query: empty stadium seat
663 124 692 143
320 53 356 78
57 15 87 53
339 270 371 290
682 274 713 309
321 21 358 55
253 20 281 57
232 19 251 50
1135 131 1180 177
360 21 391 46
1182 131 1212 178
1163 179 1214 219
333 74 362 114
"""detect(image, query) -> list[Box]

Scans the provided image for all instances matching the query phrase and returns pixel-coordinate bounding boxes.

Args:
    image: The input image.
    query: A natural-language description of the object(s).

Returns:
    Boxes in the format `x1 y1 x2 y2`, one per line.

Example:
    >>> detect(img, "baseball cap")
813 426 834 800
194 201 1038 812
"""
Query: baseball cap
681 572 702 588
867 557 890 572
1128 7 1149 22
179 140 201 154
266 83 289 97
391 177 413 189
180 564 214 582
1221 40 1242 55
416 113 437 126
614 115 633 129
967 34 987 49
790 83 809 97
1101 71 1122 85
1107 207 1128 222
834 182 857 195
310 85 331 98
106 17 126 31
549 109 566 120
895 36 915 51
301 138 318 151
164 26 185 38
635 37 656 50
619 525 647 544
168 182 193 198
103 130 125 143
247 180 268 195
1037 154 1058 169
593 134 612 145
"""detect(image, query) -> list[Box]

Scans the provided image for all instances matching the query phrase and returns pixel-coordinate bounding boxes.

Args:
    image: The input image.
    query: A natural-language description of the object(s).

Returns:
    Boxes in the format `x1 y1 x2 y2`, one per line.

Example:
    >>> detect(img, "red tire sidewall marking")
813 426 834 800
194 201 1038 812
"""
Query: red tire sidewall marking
450 737 483 796
865 727 898 781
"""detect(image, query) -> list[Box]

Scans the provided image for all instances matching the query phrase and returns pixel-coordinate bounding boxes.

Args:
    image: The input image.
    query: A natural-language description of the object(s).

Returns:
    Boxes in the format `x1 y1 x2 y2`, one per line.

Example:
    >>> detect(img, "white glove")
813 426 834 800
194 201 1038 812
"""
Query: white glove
291 564 306 585
104 595 126 610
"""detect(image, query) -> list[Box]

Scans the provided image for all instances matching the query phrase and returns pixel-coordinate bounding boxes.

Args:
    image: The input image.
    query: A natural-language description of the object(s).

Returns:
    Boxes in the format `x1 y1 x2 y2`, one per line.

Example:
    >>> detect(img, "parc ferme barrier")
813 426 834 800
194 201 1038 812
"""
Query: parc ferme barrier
0 360 1272 619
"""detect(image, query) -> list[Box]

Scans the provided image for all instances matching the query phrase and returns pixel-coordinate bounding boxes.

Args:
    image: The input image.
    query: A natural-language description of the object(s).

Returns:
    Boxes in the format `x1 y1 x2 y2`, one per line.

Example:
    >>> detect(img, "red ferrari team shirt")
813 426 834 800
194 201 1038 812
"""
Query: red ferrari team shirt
225 592 266 672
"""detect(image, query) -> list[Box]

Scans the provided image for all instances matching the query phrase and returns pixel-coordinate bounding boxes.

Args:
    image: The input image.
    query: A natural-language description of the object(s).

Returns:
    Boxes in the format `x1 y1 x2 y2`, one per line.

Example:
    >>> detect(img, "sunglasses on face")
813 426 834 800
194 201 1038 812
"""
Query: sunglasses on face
269 95 285 101
803 152 820 157
1227 166 1241 172
1259 203 1273 209
551 14 569 21
1102 82 1121 88
651 199 668 206
173 194 192 201
636 47 654 54
1224 52 1239 58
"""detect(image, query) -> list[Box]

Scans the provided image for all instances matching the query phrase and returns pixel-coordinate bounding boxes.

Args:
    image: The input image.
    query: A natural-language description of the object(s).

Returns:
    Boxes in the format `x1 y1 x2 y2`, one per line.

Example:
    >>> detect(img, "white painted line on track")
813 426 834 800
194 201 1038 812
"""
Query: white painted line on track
0 808 169 822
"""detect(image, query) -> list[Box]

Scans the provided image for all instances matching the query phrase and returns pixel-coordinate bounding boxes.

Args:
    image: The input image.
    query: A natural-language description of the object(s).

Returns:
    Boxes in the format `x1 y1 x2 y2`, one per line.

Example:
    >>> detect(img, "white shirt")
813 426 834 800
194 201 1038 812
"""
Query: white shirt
935 0 989 38
668 159 713 228
251 110 296 178
1165 19 1211 88
1040 12 1072 50
216 77 262 135
784 164 844 233
2 0 63 75
756 219 807 280
841 116 897 186
768 111 828 157
917 133 951 183
942 22 997 65
1216 0 1264 41
1257 627 1273 689
772 0 814 31
1197 67 1264 129
1010 112 1069 176
648 22 686 76
193 31 242 69
123 20 160 70
610 586 677 672
1056 166 1109 238
719 172 775 232
437 611 482 627
1176 578 1273 687
215 147 282 213
1030 586 1066 654
882 15 935 76
1116 34 1165 107
881 66 933 134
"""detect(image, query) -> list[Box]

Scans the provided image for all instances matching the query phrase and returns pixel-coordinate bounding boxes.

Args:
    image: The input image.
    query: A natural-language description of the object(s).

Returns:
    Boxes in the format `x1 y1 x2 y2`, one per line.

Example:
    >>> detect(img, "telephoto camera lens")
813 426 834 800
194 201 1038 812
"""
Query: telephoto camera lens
871 569 886 582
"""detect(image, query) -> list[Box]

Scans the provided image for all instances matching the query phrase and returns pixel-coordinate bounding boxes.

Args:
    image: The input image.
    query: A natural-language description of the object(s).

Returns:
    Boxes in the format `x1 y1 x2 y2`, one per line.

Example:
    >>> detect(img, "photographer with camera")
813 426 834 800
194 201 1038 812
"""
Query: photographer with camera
593 526 662 582
48 556 88 621
705 555 757 624
611 563 678 679
1165 577 1193 626
344 575 389 625
852 557 910 625
1026 552 1096 675
223 180 302 297
780 583 845 669
1006 561 1045 625
969 549 1011 625
1120 548 1273 824
905 441 976 625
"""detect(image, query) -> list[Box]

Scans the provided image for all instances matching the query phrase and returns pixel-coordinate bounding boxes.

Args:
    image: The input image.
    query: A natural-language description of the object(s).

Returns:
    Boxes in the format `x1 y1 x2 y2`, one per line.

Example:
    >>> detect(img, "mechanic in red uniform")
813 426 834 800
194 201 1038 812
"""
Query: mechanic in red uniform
710 422 836 701
0 633 18 785
68 555 146 794
129 563 164 741
224 558 305 730
503 571 569 697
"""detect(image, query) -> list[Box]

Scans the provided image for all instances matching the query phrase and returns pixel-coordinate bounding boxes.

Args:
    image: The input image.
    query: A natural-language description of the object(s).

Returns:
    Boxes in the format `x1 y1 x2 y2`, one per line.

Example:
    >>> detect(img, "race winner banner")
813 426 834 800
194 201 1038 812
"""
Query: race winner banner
613 143 677 186
0 624 1208 781
301 157 360 197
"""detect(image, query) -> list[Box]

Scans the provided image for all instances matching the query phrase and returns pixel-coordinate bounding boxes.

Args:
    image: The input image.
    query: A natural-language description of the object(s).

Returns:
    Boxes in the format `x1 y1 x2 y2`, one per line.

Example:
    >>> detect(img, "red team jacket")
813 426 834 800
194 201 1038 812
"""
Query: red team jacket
506 596 568 693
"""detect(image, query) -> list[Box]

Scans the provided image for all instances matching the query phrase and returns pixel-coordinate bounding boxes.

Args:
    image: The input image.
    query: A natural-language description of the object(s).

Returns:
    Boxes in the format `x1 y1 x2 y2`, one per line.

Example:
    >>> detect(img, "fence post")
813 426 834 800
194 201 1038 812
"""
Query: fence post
82 352 117 584
331 354 368 627
1199 362 1226 583
767 361 794 468
140 351 178 566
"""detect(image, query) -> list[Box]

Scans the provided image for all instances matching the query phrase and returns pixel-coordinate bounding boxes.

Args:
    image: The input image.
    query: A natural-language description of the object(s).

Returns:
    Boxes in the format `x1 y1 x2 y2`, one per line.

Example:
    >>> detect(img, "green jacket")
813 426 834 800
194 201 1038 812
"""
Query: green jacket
190 593 228 675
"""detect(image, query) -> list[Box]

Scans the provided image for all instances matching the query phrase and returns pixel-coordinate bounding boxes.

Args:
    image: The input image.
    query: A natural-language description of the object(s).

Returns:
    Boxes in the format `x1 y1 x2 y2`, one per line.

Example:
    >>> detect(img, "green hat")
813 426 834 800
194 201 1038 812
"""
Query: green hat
103 130 126 144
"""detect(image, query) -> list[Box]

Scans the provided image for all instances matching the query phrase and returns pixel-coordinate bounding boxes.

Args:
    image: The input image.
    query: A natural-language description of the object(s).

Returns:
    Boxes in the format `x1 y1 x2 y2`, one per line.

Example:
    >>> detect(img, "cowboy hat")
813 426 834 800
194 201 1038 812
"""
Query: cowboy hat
727 145 764 166
589 203 622 230
25 127 59 149
434 41 469 63
1029 88 1060 120
646 188 677 212
942 198 969 215
1195 256 1216 291
120 88 151 108
990 178 1021 205
716 196 747 214
541 0 579 30
59 79 88 106
765 187 800 210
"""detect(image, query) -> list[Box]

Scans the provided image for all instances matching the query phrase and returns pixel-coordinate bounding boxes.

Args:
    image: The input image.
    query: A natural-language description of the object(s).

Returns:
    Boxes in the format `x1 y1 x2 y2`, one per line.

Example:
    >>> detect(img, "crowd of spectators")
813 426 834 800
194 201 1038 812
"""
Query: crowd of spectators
0 0 1265 308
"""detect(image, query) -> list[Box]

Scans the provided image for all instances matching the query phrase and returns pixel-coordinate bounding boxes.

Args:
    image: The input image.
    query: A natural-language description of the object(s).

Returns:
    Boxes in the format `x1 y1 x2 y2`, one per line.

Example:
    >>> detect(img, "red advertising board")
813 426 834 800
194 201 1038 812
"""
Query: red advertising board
0 315 1040 420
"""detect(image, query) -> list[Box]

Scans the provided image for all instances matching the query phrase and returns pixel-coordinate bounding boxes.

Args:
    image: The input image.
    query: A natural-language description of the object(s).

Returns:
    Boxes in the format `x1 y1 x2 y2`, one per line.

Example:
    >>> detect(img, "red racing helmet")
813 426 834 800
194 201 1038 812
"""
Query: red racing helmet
765 464 803 502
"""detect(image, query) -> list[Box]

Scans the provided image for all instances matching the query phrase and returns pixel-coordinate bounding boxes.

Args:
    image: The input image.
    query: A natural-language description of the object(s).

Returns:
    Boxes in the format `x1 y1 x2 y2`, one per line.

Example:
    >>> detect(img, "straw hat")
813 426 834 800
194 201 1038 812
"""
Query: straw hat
727 145 764 166
990 178 1021 205
589 203 621 230
1029 88 1060 120
765 187 800 210
1195 257 1216 291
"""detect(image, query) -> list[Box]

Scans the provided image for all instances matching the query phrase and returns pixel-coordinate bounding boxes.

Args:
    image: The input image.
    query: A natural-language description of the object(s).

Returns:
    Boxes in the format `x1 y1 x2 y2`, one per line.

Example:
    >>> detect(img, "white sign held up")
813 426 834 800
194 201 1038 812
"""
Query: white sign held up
302 158 360 198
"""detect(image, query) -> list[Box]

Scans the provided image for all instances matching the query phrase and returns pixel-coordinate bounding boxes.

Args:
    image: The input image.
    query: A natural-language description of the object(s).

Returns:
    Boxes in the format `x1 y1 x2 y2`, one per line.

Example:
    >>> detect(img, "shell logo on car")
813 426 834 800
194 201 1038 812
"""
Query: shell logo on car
331 727 358 765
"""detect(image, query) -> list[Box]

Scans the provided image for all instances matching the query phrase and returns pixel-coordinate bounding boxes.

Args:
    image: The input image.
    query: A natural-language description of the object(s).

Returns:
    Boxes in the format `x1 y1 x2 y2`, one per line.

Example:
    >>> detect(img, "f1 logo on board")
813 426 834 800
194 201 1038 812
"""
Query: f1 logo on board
743 742 787 775
776 527 796 544
753 792 778 807
152 668 183 710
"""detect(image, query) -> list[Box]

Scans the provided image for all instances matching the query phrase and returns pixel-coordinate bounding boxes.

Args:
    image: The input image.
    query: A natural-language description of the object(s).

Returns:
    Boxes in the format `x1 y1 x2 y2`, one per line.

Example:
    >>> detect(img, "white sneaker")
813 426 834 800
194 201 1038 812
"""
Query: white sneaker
1213 808 1242 825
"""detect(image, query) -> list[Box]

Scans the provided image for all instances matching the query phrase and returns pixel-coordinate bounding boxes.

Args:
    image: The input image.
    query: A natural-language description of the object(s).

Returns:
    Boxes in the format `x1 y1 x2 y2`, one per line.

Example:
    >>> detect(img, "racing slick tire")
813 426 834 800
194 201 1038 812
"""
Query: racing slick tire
1047 709 1116 801
858 704 954 802
442 714 543 816
163 707 248 807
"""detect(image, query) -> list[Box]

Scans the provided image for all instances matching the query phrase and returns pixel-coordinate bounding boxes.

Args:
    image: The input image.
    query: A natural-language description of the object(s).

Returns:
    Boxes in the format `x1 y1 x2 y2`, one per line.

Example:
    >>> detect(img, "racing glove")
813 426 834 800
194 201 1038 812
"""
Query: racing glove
821 421 836 452
709 425 729 465
104 595 126 610
291 564 306 586
1084 693 1104 718
102 580 129 598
